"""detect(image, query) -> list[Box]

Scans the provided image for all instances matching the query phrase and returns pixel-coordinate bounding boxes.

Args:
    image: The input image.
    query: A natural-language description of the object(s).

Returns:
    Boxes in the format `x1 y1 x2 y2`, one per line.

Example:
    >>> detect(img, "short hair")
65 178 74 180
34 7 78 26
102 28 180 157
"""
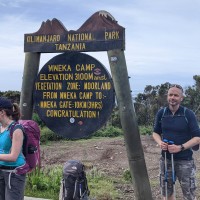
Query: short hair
169 84 183 92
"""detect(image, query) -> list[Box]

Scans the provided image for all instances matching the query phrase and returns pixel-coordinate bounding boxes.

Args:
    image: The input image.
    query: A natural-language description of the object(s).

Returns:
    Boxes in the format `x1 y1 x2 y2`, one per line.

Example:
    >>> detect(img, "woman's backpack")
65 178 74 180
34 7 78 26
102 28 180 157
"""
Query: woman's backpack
61 160 90 200
10 120 41 175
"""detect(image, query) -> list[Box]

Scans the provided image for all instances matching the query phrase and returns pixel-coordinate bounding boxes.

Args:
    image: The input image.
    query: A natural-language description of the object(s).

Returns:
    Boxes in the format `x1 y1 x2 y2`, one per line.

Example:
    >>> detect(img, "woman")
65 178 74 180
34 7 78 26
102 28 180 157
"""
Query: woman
0 97 26 200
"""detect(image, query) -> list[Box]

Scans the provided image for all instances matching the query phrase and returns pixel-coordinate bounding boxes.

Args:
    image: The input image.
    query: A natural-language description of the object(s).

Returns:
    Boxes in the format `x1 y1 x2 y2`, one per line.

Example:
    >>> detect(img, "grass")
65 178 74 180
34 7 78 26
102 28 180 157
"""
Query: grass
87 168 120 200
25 166 62 199
25 166 121 200
25 126 153 199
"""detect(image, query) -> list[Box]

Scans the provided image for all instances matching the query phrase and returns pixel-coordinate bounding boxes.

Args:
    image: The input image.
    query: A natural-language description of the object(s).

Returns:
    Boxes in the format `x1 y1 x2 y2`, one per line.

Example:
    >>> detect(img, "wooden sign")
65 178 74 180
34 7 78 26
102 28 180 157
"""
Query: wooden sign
24 11 125 52
34 52 115 138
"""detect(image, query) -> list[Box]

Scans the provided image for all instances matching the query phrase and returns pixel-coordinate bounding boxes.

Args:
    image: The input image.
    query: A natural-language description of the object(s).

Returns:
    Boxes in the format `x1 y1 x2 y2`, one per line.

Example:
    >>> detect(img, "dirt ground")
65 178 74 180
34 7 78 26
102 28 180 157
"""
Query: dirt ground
41 135 200 200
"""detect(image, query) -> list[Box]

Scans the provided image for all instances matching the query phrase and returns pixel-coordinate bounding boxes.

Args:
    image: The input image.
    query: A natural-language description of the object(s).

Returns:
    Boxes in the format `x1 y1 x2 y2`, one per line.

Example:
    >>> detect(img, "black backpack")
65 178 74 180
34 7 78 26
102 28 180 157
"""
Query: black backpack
61 160 90 200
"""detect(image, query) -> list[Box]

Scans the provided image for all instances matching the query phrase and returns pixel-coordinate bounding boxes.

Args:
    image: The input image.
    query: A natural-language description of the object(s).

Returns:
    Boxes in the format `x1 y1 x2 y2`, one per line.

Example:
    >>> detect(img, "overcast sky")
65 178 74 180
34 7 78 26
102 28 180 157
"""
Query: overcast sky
0 0 200 96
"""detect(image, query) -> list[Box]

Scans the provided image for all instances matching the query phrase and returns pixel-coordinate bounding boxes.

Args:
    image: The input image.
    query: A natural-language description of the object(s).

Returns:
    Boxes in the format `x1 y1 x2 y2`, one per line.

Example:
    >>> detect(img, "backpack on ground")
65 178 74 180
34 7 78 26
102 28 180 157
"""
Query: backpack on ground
161 106 199 151
10 120 41 175
61 160 90 200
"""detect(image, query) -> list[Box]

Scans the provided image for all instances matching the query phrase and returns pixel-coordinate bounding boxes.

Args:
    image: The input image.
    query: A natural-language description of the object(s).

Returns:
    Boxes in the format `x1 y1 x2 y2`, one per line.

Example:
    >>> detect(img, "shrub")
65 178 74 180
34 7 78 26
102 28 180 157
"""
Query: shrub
32 113 45 127
139 125 153 135
93 126 123 137
123 169 132 182
40 127 63 144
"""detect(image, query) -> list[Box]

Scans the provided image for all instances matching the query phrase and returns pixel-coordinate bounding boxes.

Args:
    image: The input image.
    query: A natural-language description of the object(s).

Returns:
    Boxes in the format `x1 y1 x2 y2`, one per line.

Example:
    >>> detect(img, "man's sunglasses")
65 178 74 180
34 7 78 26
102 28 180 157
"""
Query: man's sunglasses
170 84 183 92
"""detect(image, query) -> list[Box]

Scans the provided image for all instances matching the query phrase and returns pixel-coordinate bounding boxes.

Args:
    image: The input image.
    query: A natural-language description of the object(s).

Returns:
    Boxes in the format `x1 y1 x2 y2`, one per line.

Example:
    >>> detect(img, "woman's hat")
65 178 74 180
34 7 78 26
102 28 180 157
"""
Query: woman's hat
0 97 12 109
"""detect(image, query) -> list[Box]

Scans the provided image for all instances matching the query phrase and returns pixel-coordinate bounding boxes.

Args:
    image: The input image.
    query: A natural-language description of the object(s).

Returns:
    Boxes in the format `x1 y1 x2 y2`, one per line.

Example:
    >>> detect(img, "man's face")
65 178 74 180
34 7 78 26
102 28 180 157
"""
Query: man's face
167 87 183 106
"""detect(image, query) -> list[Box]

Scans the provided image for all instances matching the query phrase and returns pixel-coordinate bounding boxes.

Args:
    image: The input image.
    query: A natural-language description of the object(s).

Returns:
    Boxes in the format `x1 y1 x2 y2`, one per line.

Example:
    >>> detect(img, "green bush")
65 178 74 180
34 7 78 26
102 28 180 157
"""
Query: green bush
39 123 151 144
139 125 153 135
93 126 123 137
32 113 45 127
40 127 63 144
123 169 132 182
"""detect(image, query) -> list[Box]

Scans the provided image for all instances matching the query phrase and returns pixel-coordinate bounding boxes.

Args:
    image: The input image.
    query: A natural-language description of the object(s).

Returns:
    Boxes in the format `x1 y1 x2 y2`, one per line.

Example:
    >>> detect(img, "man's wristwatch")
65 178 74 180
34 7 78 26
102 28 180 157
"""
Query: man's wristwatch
180 144 185 151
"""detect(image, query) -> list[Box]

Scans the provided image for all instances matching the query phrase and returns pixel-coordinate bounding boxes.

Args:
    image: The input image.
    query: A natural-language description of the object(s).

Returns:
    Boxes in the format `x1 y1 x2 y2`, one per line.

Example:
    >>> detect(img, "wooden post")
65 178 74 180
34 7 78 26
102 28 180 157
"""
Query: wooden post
107 49 153 200
20 52 41 119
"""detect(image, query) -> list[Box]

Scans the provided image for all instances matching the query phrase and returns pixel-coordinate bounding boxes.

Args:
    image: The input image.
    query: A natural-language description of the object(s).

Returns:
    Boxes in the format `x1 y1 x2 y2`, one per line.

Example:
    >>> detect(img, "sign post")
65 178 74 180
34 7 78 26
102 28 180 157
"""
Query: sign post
108 49 153 200
20 52 40 119
20 10 153 199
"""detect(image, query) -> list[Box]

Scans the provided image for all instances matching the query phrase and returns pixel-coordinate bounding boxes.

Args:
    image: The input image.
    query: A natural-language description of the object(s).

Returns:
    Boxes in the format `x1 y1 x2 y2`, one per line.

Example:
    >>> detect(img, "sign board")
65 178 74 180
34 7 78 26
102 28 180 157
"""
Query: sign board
24 11 125 53
34 52 115 138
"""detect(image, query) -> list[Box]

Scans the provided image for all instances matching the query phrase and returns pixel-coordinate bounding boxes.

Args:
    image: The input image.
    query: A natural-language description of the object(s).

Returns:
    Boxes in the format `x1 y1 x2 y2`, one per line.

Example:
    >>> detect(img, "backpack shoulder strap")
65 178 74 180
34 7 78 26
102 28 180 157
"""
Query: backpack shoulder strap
161 106 188 123
183 106 199 151
161 107 167 119
9 121 18 139
9 121 24 139
183 107 188 123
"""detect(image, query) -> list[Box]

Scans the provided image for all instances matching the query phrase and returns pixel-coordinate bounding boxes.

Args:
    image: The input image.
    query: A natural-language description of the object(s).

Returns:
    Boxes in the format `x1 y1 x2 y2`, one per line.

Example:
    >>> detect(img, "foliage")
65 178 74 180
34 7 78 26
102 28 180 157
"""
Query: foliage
40 127 63 144
1 76 200 130
93 125 123 137
133 79 200 125
183 75 200 121
25 166 120 200
0 90 20 104
25 166 62 200
87 167 120 200
32 112 45 127
123 169 132 182
133 82 171 126
139 126 153 135
110 106 122 128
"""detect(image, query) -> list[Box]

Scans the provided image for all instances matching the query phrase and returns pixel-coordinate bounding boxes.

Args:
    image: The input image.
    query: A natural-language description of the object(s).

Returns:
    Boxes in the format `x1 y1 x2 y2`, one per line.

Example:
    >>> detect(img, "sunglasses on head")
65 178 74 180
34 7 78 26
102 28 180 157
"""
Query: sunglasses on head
170 84 183 92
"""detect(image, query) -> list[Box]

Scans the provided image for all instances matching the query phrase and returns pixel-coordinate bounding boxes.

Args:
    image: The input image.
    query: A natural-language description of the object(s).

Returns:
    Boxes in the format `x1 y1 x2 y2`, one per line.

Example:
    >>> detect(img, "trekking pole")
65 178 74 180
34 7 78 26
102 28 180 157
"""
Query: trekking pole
163 139 168 199
168 140 176 200
79 182 82 199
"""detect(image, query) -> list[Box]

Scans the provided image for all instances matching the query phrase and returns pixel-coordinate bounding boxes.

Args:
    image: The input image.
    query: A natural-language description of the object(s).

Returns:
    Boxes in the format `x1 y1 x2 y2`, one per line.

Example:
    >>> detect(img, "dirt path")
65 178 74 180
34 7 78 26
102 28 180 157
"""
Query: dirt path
41 136 200 199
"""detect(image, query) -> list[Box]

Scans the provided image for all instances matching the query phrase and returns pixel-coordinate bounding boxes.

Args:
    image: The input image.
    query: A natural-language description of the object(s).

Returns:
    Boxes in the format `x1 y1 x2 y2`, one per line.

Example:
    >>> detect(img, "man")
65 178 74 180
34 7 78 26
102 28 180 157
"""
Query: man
153 84 200 200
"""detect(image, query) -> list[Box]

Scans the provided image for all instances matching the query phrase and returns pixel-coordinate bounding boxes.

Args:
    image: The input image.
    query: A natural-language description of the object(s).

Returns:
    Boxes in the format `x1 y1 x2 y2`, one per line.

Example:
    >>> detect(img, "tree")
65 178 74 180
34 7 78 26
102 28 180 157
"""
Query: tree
133 82 171 125
0 90 20 104
133 80 200 125
184 75 200 121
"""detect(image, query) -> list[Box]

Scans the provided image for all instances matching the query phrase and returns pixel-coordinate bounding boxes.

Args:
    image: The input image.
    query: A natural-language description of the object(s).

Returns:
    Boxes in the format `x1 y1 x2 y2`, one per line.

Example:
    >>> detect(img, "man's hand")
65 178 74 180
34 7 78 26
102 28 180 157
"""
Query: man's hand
168 144 181 153
160 141 168 151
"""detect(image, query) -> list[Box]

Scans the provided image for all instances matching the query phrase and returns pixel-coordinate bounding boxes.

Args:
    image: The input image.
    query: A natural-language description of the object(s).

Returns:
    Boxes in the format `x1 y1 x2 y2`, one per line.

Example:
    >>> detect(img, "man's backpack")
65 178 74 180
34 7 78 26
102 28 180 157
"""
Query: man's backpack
161 107 199 151
10 120 41 175
61 160 90 200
